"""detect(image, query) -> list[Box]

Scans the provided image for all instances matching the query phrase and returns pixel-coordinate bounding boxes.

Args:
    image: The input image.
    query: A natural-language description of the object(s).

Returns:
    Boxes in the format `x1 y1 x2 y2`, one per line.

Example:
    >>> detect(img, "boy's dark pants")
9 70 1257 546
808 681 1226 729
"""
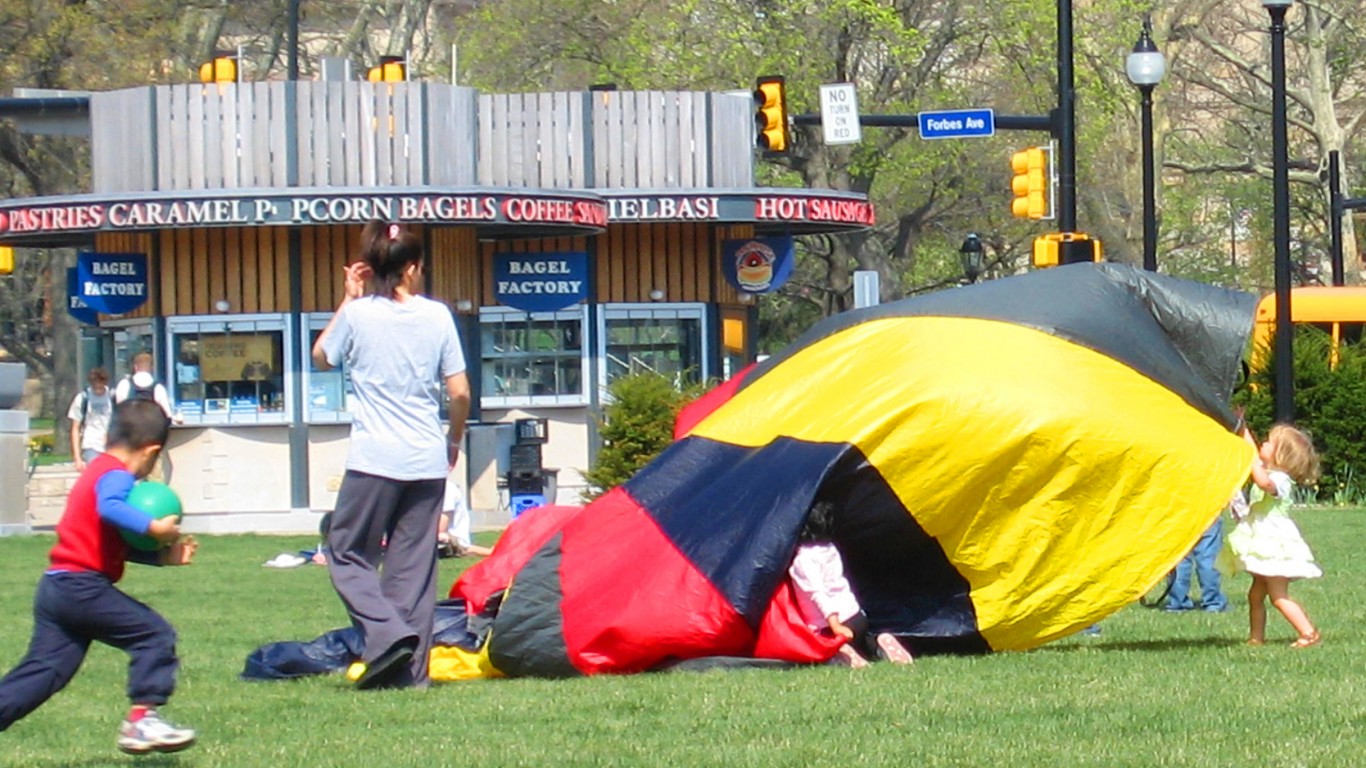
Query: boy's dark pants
0 572 179 730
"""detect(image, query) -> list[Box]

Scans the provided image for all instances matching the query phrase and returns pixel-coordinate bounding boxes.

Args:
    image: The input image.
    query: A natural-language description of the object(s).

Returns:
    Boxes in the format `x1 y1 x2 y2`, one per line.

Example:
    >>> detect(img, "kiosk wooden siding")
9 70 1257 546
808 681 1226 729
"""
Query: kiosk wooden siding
106 221 747 316
480 223 752 305
91 84 750 193
93 83 478 192
430 227 481 310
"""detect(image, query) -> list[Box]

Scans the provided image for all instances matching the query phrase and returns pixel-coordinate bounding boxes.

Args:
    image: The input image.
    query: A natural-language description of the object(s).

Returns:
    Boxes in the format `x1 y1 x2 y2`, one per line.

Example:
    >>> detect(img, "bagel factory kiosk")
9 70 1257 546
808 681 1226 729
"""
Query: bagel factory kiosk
0 81 872 532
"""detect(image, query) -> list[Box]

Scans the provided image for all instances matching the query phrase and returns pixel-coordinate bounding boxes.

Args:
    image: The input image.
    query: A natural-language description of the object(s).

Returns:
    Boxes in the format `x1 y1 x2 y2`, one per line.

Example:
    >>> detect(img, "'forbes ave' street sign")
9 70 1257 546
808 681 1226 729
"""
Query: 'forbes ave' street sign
917 109 995 140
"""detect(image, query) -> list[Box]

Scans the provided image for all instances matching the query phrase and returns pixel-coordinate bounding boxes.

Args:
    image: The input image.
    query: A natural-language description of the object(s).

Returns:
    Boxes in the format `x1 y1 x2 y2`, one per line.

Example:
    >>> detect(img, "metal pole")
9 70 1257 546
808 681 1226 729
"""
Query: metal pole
1329 149 1345 286
1140 85 1157 271
1268 3 1294 422
1230 204 1238 268
288 0 301 81
1057 0 1080 262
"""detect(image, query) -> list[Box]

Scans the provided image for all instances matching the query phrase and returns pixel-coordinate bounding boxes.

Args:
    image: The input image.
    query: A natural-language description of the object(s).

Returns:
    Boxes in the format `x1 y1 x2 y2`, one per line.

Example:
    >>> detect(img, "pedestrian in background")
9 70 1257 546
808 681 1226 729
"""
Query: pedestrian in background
67 368 113 472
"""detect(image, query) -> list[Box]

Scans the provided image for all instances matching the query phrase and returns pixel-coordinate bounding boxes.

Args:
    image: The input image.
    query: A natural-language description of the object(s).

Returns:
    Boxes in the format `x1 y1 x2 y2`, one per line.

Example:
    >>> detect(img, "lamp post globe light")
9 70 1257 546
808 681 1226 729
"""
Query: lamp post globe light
1263 0 1295 422
1126 18 1166 272
960 233 985 284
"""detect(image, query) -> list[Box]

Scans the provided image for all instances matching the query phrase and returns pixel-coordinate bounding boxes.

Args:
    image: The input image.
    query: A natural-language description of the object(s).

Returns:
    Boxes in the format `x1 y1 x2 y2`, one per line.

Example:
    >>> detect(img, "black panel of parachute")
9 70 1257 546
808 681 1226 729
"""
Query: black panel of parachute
676 263 1257 653
455 264 1260 675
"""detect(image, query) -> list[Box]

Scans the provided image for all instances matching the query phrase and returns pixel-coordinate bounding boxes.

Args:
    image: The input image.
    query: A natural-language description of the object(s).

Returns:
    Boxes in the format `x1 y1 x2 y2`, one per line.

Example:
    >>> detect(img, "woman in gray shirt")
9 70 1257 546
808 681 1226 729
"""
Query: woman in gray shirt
312 219 471 689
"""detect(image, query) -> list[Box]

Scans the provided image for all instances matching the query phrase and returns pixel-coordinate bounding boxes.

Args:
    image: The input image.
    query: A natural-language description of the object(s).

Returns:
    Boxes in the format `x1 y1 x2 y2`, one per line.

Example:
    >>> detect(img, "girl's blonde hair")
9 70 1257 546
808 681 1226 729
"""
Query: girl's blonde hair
1267 424 1321 485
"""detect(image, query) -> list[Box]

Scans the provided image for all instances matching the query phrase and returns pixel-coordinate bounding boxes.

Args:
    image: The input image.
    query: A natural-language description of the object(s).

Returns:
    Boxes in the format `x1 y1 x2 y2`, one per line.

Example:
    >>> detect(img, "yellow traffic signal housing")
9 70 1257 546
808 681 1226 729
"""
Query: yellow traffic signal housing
1032 234 1060 268
368 56 407 83
198 53 237 84
1033 232 1102 268
0 246 13 275
753 75 789 154
1010 146 1050 219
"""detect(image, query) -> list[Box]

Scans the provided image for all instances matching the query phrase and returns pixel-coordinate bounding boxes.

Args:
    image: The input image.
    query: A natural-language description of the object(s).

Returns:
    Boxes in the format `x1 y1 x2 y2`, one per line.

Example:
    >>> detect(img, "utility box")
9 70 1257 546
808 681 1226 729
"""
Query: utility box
509 418 549 516
0 362 31 535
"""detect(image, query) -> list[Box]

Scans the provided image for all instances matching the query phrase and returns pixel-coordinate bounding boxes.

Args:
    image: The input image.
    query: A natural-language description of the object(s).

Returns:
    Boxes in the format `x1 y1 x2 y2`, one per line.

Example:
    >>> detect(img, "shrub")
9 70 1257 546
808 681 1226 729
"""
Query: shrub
581 370 702 501
1234 327 1366 504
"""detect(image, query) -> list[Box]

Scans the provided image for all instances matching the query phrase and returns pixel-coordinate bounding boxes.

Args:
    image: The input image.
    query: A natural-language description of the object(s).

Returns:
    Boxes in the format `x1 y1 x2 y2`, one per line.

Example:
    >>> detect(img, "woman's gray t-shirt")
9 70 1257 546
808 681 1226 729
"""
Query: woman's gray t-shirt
321 294 465 480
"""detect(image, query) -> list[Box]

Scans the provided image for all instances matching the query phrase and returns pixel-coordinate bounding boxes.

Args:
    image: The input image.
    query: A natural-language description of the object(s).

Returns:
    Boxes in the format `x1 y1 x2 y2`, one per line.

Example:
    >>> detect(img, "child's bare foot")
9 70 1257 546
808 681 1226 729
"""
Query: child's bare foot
832 644 869 668
875 632 914 665
1290 631 1321 649
1246 638 1265 647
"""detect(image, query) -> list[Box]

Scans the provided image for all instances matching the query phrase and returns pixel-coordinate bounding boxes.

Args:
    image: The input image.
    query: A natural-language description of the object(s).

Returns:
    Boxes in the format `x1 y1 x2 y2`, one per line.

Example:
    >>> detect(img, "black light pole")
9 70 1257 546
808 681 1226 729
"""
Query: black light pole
1057 0 1082 262
1328 150 1346 286
1264 0 1294 422
1126 19 1166 272
288 0 301 80
960 233 985 284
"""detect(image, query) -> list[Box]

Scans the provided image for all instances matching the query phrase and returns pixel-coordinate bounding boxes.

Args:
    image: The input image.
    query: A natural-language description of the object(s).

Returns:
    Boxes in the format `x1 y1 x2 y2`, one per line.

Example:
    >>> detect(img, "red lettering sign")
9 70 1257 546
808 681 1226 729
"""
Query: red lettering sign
573 201 608 227
755 196 874 226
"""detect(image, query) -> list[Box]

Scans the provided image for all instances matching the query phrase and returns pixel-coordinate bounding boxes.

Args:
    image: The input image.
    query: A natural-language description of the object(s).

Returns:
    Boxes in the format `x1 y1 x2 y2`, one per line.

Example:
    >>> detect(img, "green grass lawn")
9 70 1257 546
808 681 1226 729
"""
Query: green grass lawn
1 514 1362 768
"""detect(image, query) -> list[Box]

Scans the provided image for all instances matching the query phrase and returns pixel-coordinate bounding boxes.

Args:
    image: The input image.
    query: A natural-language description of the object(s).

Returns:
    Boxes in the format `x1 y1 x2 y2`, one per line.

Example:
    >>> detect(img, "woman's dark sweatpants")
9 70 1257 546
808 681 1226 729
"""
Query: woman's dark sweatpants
327 470 444 687
0 571 179 730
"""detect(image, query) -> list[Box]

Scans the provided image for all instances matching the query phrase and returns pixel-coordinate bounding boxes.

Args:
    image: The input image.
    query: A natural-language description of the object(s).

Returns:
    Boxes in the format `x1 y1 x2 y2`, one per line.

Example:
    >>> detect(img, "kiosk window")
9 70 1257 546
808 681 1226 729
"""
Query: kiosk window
480 307 588 408
109 323 155 382
303 314 354 423
167 315 291 425
599 304 706 389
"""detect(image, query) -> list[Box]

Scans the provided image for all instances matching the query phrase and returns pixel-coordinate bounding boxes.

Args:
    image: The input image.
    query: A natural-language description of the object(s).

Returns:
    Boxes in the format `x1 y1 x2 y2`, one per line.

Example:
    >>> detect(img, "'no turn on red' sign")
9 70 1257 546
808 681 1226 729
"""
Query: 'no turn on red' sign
819 83 861 146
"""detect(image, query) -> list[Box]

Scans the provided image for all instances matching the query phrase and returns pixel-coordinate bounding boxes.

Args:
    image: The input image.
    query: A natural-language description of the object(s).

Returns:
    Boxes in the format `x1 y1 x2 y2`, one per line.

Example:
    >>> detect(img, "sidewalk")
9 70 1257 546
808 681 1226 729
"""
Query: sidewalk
25 462 78 529
24 463 511 534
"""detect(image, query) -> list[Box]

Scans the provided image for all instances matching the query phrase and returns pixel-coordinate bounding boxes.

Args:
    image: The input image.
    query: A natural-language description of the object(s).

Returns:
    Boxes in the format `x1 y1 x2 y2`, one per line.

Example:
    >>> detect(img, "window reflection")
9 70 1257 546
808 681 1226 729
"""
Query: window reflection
167 316 289 423
479 308 587 405
602 307 704 388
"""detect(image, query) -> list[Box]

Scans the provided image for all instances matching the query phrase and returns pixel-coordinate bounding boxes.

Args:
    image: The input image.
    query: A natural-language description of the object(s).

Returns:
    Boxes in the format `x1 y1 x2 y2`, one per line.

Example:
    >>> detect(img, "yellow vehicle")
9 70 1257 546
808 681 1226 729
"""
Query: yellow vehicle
1251 286 1366 370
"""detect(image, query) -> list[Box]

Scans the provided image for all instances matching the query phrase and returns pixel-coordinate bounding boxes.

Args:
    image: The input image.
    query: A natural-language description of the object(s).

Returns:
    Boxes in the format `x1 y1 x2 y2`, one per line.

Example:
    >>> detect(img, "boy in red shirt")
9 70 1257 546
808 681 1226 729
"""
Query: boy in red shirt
0 399 198 754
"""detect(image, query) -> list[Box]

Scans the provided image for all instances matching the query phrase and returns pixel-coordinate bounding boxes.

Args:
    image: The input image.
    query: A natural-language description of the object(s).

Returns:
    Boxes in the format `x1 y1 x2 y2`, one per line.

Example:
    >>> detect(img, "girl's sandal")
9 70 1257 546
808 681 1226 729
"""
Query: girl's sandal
1246 638 1265 647
1290 631 1321 649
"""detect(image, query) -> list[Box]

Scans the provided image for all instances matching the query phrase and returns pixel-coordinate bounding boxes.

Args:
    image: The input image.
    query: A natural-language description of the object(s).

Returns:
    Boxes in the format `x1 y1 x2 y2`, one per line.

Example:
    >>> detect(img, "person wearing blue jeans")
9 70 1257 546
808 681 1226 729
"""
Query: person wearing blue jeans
1166 517 1227 612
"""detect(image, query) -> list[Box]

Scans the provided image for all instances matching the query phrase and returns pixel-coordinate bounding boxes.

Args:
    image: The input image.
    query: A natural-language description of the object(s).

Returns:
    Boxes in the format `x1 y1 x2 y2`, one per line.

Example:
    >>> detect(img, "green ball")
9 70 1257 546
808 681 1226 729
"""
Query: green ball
119 481 183 551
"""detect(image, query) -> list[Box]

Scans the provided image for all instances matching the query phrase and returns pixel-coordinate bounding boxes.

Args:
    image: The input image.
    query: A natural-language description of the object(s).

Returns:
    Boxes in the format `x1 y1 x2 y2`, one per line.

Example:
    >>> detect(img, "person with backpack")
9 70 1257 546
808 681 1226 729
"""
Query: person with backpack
112 353 181 482
67 368 113 472
112 353 179 424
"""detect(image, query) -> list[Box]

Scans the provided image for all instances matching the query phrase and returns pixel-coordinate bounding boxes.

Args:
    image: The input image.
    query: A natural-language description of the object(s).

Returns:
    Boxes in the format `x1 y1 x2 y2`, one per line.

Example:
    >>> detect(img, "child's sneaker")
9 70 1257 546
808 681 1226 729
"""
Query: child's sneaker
117 710 196 754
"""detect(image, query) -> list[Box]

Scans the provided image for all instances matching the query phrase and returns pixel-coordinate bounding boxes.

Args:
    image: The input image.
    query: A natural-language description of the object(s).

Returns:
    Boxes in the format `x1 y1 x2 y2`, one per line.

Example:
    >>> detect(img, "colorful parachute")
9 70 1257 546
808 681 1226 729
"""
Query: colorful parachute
451 264 1258 676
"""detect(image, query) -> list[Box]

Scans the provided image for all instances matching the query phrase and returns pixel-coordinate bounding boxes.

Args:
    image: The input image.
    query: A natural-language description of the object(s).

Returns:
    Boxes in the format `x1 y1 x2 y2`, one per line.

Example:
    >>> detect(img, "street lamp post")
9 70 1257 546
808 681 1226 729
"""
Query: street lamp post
288 0 301 80
1126 19 1166 272
1264 0 1294 422
960 233 985 284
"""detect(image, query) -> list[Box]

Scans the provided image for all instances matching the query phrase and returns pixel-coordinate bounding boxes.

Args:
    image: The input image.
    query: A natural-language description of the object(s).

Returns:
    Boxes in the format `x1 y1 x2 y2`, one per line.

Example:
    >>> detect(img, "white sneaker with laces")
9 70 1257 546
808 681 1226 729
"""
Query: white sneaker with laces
117 709 197 754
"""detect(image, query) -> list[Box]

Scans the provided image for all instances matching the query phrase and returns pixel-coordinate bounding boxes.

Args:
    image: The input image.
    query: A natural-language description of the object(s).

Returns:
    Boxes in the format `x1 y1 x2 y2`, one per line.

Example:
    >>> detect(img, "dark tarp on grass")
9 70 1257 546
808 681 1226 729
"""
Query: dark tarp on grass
240 600 479 681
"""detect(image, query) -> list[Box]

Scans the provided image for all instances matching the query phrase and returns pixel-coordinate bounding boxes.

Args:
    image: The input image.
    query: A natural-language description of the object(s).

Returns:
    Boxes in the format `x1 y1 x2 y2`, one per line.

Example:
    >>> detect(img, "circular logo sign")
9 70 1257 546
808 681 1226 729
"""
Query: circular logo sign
735 241 777 292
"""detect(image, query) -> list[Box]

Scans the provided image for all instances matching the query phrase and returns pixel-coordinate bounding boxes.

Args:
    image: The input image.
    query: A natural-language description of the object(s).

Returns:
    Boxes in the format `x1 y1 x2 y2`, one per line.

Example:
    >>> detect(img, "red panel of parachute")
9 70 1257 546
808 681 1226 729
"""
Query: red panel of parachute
452 487 845 673
451 504 585 615
555 489 754 674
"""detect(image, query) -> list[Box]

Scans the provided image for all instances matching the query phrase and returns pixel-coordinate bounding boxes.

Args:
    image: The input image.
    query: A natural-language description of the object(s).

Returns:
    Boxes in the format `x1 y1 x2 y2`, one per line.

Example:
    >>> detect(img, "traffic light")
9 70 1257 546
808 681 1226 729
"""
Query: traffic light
198 52 238 84
0 246 12 275
753 75 789 154
1032 232 1103 268
367 56 407 83
1010 146 1051 219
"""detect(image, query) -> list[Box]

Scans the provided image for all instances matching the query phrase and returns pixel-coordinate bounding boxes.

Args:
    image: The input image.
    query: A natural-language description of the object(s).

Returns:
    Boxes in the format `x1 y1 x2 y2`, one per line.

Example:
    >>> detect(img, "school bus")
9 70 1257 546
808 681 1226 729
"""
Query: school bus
1251 286 1366 370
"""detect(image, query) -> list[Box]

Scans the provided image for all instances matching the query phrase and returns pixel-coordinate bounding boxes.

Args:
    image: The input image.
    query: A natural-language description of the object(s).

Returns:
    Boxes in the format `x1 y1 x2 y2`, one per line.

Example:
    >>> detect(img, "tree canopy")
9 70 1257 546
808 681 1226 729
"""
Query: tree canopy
3 0 1362 405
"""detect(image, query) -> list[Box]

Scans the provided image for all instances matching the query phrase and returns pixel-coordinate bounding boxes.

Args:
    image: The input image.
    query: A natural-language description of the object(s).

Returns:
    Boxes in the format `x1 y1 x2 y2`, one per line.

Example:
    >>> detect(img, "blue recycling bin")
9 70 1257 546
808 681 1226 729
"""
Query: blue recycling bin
510 493 546 518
